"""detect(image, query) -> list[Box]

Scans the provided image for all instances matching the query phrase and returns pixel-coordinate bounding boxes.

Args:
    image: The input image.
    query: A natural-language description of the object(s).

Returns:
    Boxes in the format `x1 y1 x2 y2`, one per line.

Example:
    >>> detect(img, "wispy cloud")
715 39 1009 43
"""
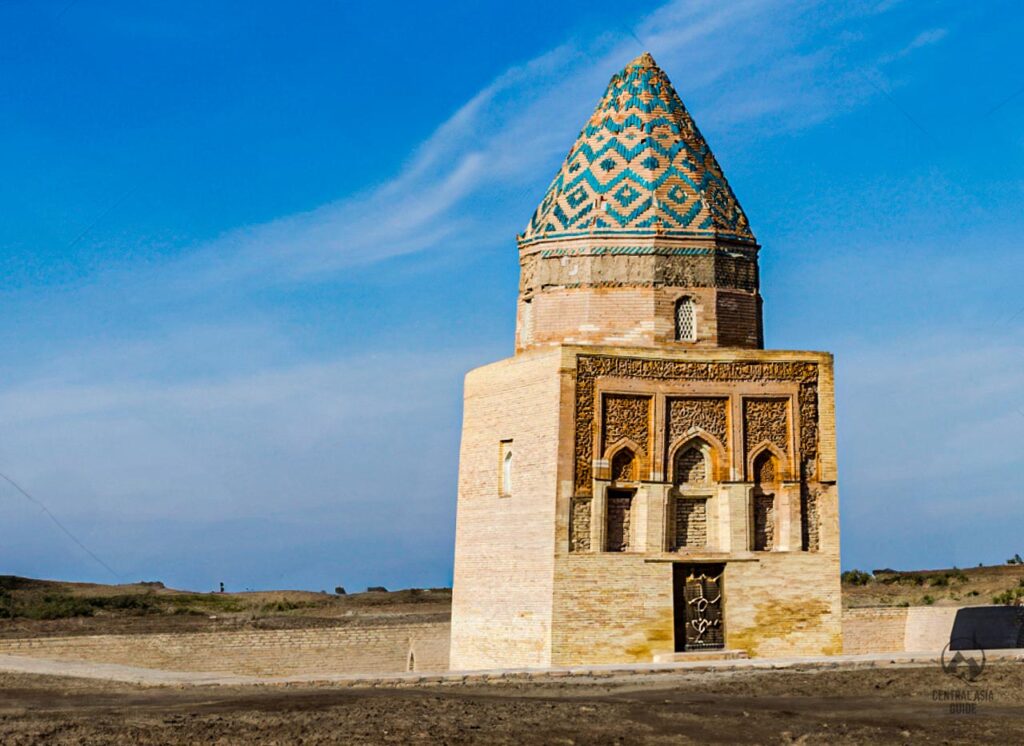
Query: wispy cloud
163 0 948 287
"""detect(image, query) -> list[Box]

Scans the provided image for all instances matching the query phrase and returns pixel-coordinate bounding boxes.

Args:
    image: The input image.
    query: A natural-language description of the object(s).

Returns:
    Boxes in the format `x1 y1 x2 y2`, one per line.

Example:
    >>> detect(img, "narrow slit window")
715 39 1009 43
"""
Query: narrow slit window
500 440 513 496
675 297 696 342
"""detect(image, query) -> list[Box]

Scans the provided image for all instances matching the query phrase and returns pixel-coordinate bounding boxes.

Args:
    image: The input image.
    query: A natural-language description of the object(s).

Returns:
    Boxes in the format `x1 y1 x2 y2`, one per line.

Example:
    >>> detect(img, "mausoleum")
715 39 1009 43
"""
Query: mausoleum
450 53 841 669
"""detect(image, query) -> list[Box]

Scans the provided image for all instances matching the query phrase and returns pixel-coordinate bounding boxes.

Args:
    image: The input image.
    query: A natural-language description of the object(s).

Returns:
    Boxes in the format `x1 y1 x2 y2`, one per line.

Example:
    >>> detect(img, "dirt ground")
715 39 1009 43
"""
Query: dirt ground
1 664 1023 745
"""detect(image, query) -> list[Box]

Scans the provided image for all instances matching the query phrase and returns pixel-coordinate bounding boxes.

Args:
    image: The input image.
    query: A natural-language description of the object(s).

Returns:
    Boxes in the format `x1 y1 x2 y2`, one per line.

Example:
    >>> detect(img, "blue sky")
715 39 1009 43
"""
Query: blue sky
1 0 1021 591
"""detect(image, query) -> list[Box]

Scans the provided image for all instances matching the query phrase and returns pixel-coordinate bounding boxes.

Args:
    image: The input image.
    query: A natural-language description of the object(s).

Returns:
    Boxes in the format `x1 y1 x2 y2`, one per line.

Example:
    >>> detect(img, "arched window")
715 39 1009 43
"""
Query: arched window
502 447 513 496
675 297 696 342
674 445 708 485
753 450 778 486
610 447 636 482
751 450 778 551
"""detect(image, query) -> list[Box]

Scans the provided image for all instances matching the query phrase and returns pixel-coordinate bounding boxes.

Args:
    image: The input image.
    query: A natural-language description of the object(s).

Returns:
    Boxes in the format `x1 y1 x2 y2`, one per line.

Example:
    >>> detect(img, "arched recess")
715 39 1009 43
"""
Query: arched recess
749 445 782 552
746 441 788 484
668 430 727 485
605 438 646 484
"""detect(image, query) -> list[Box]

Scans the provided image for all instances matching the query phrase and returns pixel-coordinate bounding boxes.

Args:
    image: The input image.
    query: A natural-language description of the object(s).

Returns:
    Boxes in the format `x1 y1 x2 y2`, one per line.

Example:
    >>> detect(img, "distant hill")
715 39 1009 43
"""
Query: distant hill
841 564 1024 608
0 575 450 639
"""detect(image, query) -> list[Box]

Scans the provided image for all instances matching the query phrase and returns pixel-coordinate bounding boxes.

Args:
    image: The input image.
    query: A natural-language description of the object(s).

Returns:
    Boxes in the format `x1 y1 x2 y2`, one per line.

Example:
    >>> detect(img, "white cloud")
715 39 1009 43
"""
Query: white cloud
157 0 950 288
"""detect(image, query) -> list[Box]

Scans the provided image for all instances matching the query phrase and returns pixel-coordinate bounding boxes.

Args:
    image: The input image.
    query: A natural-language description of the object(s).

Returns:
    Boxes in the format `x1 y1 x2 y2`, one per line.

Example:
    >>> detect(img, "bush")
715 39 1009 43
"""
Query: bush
841 569 872 586
922 595 935 606
366 586 388 593
993 587 1024 605
22 594 96 620
334 586 346 595
1007 554 1024 565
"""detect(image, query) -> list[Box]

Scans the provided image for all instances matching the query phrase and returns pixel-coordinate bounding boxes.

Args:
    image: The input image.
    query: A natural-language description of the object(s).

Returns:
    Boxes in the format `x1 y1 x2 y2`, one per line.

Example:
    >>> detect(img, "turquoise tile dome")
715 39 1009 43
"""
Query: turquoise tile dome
519 53 755 247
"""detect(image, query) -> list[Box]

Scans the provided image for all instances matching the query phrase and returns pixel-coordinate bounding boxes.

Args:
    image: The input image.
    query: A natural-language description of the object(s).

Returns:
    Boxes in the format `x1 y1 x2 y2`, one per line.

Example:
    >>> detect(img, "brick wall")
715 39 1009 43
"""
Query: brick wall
449 349 563 670
0 622 450 676
842 606 961 654
842 607 909 654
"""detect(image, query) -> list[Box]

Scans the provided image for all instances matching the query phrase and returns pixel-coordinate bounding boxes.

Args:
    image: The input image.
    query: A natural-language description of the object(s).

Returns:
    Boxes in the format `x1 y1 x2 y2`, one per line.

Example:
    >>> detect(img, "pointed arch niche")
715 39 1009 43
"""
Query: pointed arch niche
668 435 721 551
750 447 780 551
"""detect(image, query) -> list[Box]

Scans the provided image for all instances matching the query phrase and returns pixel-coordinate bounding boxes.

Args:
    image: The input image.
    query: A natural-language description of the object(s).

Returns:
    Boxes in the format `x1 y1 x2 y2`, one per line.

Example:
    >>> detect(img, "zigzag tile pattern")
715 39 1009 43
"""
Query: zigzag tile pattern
519 53 755 246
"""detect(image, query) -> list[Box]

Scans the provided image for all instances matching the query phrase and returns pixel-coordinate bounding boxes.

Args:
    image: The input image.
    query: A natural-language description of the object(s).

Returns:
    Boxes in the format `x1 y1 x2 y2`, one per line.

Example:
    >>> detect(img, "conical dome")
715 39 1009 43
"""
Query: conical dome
519 53 755 247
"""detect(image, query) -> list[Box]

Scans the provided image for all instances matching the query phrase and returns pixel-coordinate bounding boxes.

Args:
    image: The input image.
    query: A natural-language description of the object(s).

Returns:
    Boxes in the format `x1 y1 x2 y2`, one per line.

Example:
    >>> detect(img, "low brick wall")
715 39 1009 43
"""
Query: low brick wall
0 622 450 676
843 606 965 655
842 607 908 654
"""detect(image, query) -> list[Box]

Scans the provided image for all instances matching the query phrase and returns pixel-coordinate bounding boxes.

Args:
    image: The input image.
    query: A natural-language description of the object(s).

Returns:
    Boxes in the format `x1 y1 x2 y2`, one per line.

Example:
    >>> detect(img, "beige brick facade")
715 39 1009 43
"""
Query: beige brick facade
450 53 842 670
451 347 842 668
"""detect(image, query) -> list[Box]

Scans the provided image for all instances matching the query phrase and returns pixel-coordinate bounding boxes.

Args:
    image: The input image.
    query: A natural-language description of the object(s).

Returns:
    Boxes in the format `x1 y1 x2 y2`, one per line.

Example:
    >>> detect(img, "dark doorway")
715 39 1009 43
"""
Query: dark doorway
673 563 725 652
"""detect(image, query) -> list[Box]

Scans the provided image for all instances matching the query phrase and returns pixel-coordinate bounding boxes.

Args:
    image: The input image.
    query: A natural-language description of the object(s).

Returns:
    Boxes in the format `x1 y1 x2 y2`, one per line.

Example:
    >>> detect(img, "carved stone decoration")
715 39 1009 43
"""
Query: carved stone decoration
519 254 538 297
801 485 820 552
743 398 789 462
575 355 819 495
570 498 592 552
602 395 651 454
668 397 728 447
799 383 819 480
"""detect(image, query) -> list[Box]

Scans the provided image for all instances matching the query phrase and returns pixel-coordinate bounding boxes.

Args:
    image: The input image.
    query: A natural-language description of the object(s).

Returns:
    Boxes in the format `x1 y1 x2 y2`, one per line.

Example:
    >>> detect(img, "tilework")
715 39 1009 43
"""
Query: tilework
519 53 755 247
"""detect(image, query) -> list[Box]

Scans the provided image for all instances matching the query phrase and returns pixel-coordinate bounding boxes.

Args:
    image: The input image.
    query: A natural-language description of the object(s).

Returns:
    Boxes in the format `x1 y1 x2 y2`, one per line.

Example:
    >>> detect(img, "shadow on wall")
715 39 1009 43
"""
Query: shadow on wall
949 606 1024 650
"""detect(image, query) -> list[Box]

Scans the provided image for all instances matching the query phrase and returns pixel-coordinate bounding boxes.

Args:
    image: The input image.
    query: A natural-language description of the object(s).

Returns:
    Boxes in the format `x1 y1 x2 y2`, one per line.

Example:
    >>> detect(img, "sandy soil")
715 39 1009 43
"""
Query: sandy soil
1 664 1022 744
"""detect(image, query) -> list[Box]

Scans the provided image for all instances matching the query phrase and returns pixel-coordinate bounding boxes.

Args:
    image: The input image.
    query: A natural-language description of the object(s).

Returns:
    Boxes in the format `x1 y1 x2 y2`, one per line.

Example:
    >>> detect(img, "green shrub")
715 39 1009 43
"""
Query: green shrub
20 594 96 620
993 587 1024 605
841 569 872 586
922 595 935 606
90 594 158 614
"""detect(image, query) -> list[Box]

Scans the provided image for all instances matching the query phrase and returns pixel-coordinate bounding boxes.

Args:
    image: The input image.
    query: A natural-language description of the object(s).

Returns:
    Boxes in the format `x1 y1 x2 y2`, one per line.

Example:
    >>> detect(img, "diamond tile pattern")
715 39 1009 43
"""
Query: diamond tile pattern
519 53 755 246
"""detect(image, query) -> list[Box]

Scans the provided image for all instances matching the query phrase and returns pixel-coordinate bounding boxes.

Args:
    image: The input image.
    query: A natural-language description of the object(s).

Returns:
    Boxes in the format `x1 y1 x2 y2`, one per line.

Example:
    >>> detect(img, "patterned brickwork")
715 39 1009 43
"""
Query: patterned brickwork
606 493 633 551
519 53 754 247
753 493 775 551
673 446 707 484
